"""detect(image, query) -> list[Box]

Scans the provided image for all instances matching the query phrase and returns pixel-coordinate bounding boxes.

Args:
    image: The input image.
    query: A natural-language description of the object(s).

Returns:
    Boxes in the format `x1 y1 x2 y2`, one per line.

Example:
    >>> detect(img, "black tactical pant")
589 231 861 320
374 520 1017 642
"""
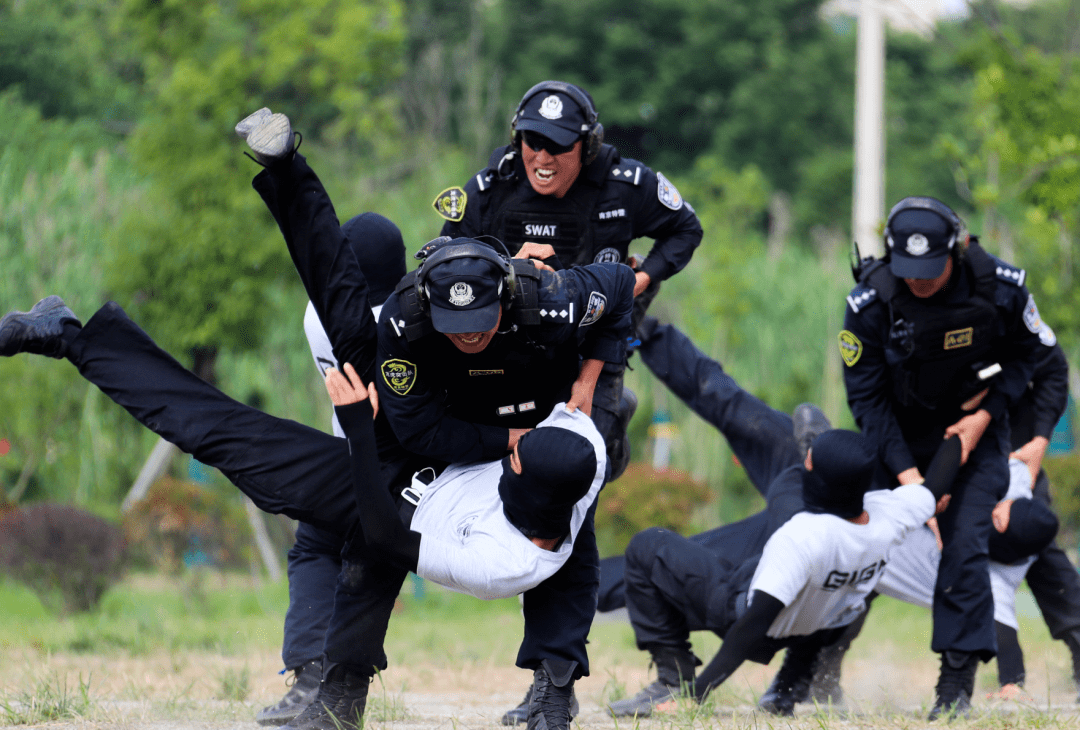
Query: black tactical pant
256 152 598 679
64 303 408 674
1027 469 1080 639
619 321 804 649
604 319 805 615
283 522 343 668
894 414 1010 660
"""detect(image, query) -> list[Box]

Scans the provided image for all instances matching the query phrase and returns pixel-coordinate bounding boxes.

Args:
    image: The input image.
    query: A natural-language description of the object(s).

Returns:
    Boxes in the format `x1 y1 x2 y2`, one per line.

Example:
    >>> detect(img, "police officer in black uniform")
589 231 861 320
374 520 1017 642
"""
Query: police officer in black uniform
840 196 1046 719
434 81 703 487
374 234 634 730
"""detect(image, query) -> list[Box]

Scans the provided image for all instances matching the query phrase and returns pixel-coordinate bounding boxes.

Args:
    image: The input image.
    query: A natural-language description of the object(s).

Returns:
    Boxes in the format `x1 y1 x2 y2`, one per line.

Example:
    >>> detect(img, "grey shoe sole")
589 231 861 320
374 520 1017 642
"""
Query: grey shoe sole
235 107 272 140
246 113 294 160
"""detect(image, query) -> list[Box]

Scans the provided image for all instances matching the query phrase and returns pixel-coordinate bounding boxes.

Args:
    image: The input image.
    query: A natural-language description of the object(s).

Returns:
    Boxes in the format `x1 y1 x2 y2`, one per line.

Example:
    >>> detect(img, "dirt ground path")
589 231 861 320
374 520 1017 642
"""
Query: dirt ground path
5 646 1080 730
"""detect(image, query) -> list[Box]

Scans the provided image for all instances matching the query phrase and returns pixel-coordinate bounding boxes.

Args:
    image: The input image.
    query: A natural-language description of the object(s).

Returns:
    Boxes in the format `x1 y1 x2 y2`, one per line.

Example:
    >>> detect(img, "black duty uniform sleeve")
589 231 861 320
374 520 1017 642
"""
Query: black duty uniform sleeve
627 166 703 284
1026 343 1069 443
694 590 784 698
253 152 377 383
335 400 420 572
561 263 635 364
841 302 917 477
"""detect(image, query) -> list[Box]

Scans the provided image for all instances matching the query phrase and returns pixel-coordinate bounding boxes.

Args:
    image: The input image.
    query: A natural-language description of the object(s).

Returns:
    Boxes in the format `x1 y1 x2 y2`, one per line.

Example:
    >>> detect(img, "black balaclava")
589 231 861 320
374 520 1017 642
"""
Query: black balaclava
499 427 597 539
801 429 876 519
340 212 406 307
988 498 1058 565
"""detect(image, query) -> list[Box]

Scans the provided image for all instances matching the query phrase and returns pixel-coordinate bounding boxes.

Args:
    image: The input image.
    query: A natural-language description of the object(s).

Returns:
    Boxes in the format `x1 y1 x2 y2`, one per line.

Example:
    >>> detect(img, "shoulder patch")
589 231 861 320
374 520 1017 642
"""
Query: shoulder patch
845 286 878 313
656 172 684 210
432 187 467 222
381 359 418 396
579 292 607 327
1023 294 1057 346
838 330 863 367
609 163 643 186
995 262 1026 287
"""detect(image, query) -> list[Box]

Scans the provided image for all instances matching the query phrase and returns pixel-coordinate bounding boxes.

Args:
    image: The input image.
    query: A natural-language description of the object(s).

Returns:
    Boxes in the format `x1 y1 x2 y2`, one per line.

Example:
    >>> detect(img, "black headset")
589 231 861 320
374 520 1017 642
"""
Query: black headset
414 239 517 315
884 196 968 256
510 81 604 165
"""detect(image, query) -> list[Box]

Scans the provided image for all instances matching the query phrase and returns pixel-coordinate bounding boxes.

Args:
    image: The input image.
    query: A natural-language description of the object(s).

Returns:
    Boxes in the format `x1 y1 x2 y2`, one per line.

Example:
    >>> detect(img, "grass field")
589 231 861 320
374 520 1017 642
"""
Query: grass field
2 570 1080 729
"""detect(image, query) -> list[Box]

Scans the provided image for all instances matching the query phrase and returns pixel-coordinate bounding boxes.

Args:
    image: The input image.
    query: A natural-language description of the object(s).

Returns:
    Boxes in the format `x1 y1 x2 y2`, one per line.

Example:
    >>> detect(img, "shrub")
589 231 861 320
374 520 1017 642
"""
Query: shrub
122 476 254 573
1043 452 1080 544
0 503 125 613
595 463 713 556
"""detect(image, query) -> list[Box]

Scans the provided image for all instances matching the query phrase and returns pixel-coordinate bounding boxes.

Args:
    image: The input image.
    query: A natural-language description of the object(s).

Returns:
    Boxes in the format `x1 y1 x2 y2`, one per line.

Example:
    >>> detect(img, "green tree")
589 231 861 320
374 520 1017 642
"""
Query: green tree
109 0 407 374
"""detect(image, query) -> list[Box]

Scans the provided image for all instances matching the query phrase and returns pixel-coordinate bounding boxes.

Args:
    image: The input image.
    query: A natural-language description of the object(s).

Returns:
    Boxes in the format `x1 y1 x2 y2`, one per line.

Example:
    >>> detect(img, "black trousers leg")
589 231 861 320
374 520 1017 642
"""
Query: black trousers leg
623 527 738 651
930 422 1008 659
282 523 344 668
1026 469 1080 638
638 322 799 496
252 153 377 378
66 302 357 534
517 503 599 678
321 553 409 675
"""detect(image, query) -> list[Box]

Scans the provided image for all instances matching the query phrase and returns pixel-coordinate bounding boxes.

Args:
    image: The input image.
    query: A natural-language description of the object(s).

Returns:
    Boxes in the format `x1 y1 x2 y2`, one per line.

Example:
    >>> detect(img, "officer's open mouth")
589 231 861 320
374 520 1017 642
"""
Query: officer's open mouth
535 168 556 182
455 333 483 345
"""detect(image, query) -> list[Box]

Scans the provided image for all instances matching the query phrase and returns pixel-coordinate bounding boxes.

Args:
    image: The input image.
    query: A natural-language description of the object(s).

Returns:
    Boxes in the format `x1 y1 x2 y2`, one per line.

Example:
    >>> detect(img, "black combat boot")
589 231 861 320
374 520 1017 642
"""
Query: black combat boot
806 637 846 706
0 296 80 358
256 659 322 726
928 651 978 721
607 646 699 718
758 643 817 717
500 683 579 726
527 660 577 730
792 403 832 459
283 661 369 730
607 386 638 481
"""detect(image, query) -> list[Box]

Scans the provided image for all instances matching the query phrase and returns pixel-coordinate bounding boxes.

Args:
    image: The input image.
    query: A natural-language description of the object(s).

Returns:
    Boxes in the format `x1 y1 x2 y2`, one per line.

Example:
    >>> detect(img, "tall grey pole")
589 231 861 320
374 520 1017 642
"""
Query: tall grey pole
853 0 886 258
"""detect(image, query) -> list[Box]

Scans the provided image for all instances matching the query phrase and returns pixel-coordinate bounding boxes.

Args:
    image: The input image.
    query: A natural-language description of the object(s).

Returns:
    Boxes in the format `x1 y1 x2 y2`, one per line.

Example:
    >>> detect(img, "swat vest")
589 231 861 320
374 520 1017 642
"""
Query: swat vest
482 145 622 266
392 258 544 343
862 242 1000 410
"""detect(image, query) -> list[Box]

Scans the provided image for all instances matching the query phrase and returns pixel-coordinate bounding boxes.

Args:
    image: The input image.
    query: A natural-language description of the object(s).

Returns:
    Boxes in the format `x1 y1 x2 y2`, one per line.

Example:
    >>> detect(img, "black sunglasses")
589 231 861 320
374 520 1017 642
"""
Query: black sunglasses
521 131 576 156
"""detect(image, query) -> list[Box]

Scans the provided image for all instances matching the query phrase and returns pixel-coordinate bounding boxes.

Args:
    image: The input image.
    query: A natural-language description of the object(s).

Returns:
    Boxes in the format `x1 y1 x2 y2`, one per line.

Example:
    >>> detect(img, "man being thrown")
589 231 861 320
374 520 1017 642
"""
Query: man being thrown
605 318 955 718
0 293 605 698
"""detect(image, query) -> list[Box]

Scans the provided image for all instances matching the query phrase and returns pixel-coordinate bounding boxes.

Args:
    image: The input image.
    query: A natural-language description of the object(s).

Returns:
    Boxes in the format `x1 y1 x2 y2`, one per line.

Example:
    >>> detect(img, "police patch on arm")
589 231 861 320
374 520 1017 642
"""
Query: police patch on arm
838 330 862 367
432 187 467 222
578 292 607 327
656 172 684 211
381 359 418 396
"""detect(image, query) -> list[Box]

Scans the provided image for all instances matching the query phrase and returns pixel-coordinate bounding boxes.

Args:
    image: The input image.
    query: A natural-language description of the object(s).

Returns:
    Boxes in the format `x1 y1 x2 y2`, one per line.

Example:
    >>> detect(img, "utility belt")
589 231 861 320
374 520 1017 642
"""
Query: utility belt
397 467 437 525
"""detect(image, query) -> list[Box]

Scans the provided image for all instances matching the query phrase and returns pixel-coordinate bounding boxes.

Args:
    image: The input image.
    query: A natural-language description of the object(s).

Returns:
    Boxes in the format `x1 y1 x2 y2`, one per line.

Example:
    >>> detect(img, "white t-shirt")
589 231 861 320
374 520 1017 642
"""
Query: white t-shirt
875 458 1035 629
304 301 383 438
749 484 937 638
410 405 607 600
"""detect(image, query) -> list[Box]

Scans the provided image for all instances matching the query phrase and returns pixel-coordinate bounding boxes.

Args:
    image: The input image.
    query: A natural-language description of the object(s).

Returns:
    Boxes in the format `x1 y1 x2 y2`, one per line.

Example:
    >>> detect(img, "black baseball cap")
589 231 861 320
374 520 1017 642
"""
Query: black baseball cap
515 91 589 148
423 255 505 334
887 208 957 280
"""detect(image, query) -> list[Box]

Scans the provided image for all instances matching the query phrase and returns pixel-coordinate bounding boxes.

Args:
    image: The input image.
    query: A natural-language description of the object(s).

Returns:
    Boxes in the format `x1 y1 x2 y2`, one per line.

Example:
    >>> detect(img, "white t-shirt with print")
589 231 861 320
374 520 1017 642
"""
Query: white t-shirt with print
410 405 607 600
749 484 937 639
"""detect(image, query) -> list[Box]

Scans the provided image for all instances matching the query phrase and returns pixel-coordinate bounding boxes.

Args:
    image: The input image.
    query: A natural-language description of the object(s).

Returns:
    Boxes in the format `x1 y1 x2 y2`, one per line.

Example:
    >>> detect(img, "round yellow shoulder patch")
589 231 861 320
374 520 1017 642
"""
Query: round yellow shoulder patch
838 330 863 367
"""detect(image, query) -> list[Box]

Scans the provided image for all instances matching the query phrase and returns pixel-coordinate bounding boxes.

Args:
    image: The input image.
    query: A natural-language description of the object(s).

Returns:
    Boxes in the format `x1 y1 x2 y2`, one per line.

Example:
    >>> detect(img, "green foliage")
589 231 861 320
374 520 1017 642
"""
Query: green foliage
595 464 713 555
108 0 407 357
1043 452 1080 538
215 665 251 702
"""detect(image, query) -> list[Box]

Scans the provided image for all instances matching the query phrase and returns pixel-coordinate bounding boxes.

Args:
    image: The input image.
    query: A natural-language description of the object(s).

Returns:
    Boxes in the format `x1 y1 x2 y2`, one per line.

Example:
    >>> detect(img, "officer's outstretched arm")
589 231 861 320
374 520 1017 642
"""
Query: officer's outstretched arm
327 365 420 572
694 590 784 700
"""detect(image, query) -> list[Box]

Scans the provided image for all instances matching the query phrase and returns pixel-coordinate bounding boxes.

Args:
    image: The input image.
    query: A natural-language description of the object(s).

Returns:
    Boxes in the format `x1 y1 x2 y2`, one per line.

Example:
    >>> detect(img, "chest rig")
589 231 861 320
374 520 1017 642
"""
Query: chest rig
482 147 620 266
863 242 1000 409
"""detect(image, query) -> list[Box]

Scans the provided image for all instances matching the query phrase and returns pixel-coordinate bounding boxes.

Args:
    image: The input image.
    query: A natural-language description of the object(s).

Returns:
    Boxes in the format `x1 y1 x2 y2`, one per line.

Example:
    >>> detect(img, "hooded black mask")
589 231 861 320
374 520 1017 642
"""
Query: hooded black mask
988 498 1058 565
801 430 876 519
499 427 597 539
